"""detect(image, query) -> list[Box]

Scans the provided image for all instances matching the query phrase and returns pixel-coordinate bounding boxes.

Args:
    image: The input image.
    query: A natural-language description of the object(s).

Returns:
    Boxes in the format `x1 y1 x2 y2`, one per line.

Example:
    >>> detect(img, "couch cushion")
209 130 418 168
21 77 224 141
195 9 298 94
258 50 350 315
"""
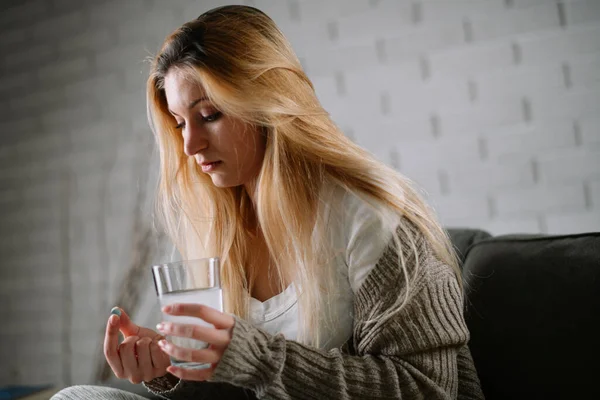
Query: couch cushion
446 228 493 265
462 232 600 400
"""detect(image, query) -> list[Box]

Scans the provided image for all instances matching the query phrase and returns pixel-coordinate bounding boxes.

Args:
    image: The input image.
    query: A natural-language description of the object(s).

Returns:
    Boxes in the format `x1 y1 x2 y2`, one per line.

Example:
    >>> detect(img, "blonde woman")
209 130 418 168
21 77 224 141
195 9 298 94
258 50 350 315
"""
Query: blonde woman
53 5 483 400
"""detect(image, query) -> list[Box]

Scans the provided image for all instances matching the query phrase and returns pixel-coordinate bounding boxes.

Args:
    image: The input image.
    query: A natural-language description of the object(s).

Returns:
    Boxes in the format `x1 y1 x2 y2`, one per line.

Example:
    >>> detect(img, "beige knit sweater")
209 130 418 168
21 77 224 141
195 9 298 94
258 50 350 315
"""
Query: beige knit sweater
144 226 484 399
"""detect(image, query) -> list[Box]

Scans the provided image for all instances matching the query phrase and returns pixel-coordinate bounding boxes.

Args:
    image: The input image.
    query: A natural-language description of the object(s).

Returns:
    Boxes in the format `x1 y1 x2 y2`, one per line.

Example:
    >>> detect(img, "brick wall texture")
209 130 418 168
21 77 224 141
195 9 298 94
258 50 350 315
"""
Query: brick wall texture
1 0 599 389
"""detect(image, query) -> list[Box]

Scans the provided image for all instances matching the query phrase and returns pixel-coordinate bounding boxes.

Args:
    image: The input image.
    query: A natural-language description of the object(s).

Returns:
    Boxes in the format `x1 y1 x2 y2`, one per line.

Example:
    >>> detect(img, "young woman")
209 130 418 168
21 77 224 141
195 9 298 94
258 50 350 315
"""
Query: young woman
53 5 483 400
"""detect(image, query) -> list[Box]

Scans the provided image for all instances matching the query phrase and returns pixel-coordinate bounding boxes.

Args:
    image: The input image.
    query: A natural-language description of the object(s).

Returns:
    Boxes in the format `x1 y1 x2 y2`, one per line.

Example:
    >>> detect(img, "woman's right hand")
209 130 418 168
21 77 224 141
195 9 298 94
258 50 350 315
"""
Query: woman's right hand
103 307 172 384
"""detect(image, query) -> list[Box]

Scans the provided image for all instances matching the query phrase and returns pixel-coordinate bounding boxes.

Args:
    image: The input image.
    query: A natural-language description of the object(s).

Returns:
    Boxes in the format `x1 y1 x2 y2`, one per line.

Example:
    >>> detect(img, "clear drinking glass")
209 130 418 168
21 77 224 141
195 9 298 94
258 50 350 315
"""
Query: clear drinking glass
151 257 222 369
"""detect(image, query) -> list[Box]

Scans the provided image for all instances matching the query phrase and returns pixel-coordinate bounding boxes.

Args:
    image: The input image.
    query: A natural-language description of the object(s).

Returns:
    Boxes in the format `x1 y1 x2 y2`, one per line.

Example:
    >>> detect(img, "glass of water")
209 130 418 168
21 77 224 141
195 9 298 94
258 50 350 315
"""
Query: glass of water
151 257 223 370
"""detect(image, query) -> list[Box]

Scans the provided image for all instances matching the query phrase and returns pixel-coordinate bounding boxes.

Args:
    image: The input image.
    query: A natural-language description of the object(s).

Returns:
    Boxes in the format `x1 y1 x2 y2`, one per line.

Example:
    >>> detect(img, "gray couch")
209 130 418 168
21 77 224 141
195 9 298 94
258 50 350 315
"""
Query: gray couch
448 228 600 400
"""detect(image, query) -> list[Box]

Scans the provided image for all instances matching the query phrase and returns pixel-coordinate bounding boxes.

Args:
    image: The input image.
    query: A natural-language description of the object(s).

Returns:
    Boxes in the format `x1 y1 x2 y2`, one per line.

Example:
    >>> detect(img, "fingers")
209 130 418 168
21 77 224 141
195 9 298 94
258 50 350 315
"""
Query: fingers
163 304 234 329
150 339 171 370
104 314 124 378
112 334 169 384
118 307 164 340
167 364 214 382
105 307 171 383
116 307 141 337
135 337 154 382
157 322 230 347
158 340 221 366
119 336 142 384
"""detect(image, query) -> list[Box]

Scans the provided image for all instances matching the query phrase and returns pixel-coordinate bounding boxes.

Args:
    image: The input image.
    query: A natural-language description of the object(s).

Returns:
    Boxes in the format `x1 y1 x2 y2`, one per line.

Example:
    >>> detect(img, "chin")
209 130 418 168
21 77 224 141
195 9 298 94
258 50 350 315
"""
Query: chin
209 176 238 188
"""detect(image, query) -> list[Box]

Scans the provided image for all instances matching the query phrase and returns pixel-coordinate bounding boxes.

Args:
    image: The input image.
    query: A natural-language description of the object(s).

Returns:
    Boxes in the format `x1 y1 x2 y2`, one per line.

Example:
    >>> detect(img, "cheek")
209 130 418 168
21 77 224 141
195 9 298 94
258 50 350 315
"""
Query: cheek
212 121 265 171
245 136 266 169
209 134 264 187
229 133 265 166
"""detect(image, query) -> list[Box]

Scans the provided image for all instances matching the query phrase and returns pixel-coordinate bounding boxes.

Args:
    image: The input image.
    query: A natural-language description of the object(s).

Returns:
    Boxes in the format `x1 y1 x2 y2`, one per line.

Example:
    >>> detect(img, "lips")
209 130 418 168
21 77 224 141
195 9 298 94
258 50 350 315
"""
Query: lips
201 161 221 173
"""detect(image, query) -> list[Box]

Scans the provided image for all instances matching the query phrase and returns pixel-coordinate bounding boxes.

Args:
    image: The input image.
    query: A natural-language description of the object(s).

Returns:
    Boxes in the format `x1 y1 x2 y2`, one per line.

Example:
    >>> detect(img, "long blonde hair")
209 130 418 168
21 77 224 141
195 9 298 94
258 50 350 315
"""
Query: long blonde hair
146 5 460 346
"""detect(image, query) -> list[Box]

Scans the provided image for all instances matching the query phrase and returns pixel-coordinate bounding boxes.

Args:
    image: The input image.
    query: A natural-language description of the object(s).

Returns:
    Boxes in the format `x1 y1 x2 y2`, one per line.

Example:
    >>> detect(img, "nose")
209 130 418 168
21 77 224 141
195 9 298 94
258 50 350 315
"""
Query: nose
182 124 209 157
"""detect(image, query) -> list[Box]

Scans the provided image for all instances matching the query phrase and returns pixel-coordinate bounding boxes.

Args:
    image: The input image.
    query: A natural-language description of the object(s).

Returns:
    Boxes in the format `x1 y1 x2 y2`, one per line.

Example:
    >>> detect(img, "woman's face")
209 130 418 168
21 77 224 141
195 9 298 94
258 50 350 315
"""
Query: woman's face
163 70 266 189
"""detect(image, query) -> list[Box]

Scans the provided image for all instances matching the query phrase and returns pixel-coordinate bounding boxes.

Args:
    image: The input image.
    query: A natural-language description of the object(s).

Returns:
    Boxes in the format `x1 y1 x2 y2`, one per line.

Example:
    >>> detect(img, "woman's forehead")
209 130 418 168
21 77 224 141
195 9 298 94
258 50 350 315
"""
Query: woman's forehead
164 71 208 108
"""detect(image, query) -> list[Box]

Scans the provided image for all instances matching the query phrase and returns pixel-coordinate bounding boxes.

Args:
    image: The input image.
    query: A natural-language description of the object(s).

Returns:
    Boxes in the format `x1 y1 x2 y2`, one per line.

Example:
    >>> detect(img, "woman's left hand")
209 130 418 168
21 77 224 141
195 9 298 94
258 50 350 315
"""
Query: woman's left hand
155 303 235 381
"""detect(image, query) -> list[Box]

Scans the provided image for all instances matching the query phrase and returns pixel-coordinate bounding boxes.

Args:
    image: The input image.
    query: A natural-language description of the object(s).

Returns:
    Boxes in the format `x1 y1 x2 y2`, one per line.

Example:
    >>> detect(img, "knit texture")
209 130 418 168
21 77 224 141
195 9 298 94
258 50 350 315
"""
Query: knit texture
144 225 484 399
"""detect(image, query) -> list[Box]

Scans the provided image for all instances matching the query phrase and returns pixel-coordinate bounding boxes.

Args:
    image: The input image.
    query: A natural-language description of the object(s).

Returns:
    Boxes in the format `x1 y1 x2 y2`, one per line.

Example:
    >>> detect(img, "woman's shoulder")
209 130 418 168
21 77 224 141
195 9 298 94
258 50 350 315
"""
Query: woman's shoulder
321 182 400 292
324 182 399 241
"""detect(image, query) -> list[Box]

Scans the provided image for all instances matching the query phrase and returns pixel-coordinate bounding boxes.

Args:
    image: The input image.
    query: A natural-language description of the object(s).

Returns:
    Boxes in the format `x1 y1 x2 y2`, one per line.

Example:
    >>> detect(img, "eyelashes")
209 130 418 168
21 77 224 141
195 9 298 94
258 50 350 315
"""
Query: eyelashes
174 112 222 129
202 111 222 122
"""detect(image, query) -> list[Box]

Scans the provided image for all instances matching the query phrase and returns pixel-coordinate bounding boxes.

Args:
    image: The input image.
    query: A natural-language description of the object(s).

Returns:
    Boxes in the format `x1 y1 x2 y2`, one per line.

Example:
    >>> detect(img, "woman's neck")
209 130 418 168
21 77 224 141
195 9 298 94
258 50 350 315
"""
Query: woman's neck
244 179 258 211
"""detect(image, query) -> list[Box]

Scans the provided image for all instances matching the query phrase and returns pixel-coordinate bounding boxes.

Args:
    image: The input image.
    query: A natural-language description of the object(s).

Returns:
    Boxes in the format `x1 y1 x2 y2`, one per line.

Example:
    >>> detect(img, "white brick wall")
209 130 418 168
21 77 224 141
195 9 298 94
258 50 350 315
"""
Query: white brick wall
469 3 561 41
517 24 600 65
484 120 577 160
429 41 515 79
569 53 600 88
1 0 599 393
563 0 600 25
383 22 465 64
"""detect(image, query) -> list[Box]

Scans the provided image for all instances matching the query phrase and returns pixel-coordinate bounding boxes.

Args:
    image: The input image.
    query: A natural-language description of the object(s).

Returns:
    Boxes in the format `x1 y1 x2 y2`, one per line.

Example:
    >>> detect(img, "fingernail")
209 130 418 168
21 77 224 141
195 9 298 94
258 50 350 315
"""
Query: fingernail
109 314 119 326
158 340 169 349
110 307 121 317
156 323 164 331
162 305 172 313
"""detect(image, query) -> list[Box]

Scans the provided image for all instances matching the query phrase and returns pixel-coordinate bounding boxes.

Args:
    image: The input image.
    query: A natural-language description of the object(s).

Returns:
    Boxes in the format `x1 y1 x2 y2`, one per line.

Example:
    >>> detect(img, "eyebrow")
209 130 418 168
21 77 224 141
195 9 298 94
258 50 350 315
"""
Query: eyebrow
168 96 209 116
